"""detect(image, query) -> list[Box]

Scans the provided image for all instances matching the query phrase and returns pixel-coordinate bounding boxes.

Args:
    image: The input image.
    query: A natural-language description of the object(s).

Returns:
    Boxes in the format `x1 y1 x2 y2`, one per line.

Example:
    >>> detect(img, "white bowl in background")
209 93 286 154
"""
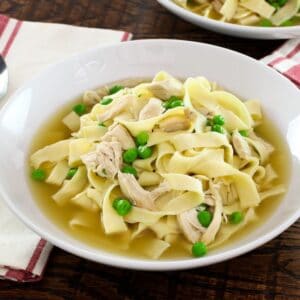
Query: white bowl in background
157 0 300 39
0 40 299 270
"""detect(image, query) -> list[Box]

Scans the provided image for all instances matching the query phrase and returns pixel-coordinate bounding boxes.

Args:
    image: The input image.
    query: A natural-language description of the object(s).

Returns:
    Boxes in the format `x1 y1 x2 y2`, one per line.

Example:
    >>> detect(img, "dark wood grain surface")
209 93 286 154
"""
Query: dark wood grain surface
0 0 299 299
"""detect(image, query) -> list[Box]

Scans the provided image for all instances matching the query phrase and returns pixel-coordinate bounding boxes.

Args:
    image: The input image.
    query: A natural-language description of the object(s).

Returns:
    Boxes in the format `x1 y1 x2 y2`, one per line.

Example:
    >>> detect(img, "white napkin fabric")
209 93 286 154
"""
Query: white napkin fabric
0 14 131 282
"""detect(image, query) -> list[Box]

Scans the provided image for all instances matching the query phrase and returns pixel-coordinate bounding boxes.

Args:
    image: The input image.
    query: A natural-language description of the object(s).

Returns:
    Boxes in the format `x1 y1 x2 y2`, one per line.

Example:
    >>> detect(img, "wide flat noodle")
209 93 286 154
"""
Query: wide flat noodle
270 0 300 25
30 140 70 168
69 138 95 167
169 132 233 163
69 212 99 229
209 208 257 249
71 188 99 212
137 236 170 259
46 160 69 186
240 0 275 18
221 0 238 20
159 191 203 213
184 77 251 130
149 217 180 239
62 111 80 132
102 184 128 234
167 149 224 174
118 107 187 136
162 173 204 194
138 171 162 186
125 207 164 225
52 166 87 204
193 161 260 208
259 184 286 201
74 125 107 141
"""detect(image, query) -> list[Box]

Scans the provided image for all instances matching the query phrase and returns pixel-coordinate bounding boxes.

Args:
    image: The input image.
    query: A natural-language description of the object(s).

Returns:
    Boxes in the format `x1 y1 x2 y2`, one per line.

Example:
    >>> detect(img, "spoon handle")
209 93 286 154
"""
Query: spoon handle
0 55 8 100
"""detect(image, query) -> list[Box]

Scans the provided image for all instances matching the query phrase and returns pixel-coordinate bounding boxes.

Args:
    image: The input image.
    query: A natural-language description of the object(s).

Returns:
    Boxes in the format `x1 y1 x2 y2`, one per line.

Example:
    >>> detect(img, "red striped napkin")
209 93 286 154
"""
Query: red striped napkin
261 39 300 88
0 14 131 282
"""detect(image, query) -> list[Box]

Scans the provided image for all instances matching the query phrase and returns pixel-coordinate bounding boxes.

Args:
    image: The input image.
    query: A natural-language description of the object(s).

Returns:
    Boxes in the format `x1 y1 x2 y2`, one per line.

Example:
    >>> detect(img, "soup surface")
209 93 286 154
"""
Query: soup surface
29 72 290 260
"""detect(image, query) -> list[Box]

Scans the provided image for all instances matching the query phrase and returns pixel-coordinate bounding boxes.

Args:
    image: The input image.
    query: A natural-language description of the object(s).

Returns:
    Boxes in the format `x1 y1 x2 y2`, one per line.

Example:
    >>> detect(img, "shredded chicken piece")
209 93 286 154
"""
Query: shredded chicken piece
147 78 183 100
83 87 108 106
232 130 252 159
101 124 135 150
118 172 170 211
83 90 101 106
201 182 223 245
81 141 122 179
159 108 195 132
218 181 238 205
198 107 215 118
177 208 206 243
203 191 215 206
139 98 164 120
212 0 223 11
177 181 223 245
98 94 134 122
249 130 274 155
159 115 190 132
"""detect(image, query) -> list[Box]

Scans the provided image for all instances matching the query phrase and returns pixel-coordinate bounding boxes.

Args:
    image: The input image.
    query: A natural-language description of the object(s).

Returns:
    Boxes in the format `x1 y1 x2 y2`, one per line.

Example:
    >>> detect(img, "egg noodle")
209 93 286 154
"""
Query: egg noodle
30 72 286 259
174 0 300 26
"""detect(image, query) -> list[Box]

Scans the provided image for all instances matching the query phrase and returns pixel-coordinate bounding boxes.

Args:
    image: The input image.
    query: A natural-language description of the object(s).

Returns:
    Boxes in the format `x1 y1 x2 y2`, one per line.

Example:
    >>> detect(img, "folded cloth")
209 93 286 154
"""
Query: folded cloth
0 14 131 282
261 39 300 88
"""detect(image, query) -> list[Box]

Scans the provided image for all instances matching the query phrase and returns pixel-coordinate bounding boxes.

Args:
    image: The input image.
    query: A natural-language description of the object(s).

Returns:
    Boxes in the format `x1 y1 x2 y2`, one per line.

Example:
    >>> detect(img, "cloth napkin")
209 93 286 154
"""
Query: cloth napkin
261 39 300 88
0 14 131 282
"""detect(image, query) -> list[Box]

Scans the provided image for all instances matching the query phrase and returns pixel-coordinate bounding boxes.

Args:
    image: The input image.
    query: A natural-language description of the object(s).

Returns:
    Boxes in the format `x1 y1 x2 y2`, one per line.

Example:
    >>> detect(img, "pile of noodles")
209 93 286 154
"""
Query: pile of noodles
174 0 300 26
30 72 286 259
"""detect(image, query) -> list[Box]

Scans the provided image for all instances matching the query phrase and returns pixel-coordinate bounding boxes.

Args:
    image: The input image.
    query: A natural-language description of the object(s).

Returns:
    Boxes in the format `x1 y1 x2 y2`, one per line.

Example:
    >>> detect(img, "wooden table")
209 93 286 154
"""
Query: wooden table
0 1 299 299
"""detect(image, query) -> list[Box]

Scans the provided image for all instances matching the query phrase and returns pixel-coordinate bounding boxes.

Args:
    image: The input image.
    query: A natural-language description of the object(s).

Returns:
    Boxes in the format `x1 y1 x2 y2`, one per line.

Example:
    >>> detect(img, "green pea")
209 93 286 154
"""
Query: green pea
135 131 149 146
98 122 106 127
259 19 273 27
121 165 137 177
109 85 124 95
113 198 132 216
281 19 295 27
73 103 87 116
197 210 213 228
66 168 78 179
229 211 244 224
192 242 207 257
211 124 225 134
169 99 184 108
163 96 183 109
137 145 153 159
31 169 46 181
277 0 288 6
100 98 113 105
212 115 225 126
123 148 138 163
239 130 249 137
168 95 182 102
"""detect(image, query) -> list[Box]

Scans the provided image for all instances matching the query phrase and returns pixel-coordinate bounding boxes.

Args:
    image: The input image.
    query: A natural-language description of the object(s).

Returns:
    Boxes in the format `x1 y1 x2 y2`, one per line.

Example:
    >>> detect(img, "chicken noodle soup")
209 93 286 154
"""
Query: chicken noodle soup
29 72 290 259
174 0 300 27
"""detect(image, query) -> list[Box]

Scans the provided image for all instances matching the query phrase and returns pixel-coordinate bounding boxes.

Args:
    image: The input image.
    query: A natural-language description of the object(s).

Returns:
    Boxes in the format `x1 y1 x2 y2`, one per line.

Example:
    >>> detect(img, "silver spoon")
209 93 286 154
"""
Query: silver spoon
0 55 8 100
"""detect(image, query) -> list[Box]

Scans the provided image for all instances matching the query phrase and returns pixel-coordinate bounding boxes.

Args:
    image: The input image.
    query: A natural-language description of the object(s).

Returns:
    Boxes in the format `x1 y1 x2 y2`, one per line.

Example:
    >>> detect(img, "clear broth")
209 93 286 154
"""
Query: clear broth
28 91 291 259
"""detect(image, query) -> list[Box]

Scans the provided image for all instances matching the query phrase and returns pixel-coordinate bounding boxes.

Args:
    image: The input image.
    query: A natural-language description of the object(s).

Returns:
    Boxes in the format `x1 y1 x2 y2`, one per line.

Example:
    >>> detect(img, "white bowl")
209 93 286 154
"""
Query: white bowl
0 40 299 271
157 0 300 39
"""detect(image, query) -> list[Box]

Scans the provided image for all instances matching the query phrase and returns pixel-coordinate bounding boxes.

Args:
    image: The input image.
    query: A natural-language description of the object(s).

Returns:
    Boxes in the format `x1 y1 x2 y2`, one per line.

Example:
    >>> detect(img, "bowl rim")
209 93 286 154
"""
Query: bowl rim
1 39 300 271
157 0 300 32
